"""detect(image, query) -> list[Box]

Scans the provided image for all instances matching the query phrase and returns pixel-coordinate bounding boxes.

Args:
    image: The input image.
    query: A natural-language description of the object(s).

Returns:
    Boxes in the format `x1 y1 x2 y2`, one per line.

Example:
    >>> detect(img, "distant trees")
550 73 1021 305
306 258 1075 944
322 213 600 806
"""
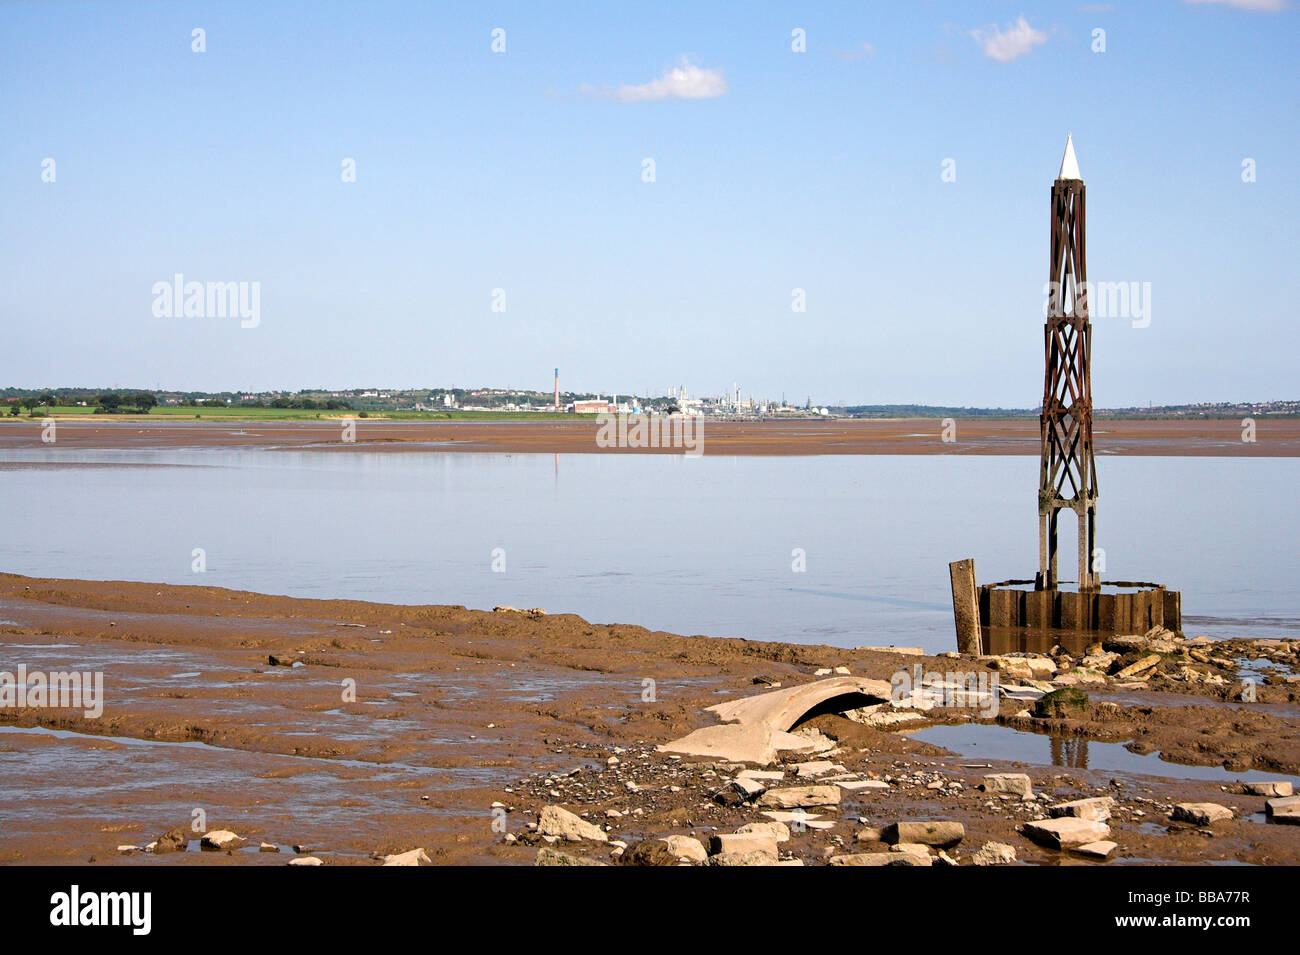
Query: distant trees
93 393 156 414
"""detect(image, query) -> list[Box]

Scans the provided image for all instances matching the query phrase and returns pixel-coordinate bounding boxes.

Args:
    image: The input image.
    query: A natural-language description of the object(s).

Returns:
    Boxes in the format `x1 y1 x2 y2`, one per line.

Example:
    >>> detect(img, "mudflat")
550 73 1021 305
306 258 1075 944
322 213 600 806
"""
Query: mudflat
1 574 1297 866
1 416 1296 456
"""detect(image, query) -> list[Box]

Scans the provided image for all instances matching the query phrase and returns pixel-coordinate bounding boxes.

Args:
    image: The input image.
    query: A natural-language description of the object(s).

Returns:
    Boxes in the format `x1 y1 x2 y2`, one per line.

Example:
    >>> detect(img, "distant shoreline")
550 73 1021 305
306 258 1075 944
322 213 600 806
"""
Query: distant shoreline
2 416 1296 457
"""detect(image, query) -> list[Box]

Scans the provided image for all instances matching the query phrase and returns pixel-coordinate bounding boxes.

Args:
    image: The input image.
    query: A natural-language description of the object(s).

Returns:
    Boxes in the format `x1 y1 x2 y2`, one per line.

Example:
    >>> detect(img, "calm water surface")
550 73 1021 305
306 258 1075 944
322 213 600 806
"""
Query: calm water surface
0 448 1294 653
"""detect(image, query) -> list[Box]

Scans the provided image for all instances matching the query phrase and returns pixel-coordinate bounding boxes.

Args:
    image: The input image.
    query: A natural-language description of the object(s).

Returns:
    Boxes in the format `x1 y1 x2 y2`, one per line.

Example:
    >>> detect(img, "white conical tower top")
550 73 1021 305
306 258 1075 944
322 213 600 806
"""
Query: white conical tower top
1058 133 1082 181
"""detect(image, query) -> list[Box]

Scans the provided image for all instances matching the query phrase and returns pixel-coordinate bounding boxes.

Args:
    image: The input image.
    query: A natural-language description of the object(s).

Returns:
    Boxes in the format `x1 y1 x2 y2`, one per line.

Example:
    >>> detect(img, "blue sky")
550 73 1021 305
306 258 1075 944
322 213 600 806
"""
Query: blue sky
2 0 1296 406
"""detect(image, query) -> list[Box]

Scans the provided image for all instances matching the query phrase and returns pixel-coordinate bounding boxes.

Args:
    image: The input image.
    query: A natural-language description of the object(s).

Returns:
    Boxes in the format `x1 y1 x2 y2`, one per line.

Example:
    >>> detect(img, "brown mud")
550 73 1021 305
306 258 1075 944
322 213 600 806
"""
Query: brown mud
1 416 1297 456
0 574 1297 865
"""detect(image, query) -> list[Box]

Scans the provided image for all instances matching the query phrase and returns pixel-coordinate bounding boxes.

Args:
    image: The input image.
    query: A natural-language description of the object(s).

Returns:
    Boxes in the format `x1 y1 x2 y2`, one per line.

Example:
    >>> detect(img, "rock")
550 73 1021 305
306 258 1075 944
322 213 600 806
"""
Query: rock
1171 803 1234 826
1074 840 1118 859
983 773 1033 797
830 850 931 866
200 829 243 850
881 821 964 848
792 760 842 778
537 805 608 843
972 841 1017 866
708 833 779 861
619 840 680 866
736 821 790 843
1049 797 1114 821
1244 781 1293 797
1115 654 1162 680
710 849 779 867
855 827 883 843
381 848 430 866
833 666 851 675
1265 795 1300 825
267 652 299 667
259 842 278 852
1022 818 1110 849
288 856 323 866
659 835 708 864
757 785 841 809
836 779 890 791
535 847 607 866
116 845 141 854
152 828 187 854
1032 688 1090 719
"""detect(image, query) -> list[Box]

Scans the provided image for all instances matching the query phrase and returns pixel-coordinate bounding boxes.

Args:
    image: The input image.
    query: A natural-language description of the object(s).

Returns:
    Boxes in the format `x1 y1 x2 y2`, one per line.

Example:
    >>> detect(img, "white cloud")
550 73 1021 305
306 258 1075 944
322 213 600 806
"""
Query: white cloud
583 57 727 103
1184 0 1286 10
970 15 1048 62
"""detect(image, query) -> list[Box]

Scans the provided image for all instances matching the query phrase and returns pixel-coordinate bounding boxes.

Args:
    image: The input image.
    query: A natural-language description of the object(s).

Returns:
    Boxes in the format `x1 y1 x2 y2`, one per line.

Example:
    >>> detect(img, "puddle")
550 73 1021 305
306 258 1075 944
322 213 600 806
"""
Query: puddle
912 722 1300 786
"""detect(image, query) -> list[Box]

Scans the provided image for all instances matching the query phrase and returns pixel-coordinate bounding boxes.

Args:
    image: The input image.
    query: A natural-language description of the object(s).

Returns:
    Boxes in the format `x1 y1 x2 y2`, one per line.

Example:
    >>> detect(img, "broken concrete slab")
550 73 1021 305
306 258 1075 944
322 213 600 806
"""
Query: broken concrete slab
983 773 1033 797
757 785 841 809
792 760 844 778
657 723 779 765
836 779 890 791
705 676 893 731
1074 840 1117 859
1244 781 1293 798
1265 795 1300 825
707 833 779 860
735 821 790 843
1049 796 1114 822
881 820 964 848
1022 818 1111 849
1171 803 1234 826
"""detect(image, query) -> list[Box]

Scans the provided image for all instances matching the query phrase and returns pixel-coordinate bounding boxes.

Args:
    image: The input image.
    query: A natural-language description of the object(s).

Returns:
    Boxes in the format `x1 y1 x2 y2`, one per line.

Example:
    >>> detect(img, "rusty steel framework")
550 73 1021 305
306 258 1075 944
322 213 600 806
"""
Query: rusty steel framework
1037 144 1098 591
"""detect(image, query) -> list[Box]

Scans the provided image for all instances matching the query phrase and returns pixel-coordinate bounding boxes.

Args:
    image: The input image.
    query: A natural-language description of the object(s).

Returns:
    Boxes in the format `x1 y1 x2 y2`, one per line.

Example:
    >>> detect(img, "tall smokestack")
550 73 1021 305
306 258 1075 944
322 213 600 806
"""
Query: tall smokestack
553 368 559 412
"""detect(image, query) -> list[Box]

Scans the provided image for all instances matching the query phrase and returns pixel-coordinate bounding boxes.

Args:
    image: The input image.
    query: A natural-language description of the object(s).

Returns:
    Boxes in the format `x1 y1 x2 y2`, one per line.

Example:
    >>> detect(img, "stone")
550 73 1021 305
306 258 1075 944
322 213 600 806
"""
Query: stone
757 785 841 809
152 828 187 854
660 835 708 864
288 856 323 866
1171 803 1234 826
267 651 300 667
836 779 890 791
736 821 790 843
1244 781 1292 798
1115 654 1162 680
1265 795 1300 825
381 848 430 866
1074 840 1117 859
535 847 606 866
1032 688 1090 719
710 849 779 866
793 760 842 777
200 829 243 850
537 805 608 843
708 833 779 860
855 827 883 843
880 821 964 848
619 840 680 866
1049 797 1114 822
259 842 278 852
984 773 1033 797
972 841 1017 866
1022 818 1110 849
830 849 931 867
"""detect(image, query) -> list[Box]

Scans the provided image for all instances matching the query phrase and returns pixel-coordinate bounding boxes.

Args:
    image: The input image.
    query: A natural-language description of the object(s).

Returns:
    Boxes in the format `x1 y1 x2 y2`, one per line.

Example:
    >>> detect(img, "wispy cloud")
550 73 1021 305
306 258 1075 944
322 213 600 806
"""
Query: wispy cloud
970 15 1048 62
582 57 727 103
1184 0 1286 10
832 42 875 62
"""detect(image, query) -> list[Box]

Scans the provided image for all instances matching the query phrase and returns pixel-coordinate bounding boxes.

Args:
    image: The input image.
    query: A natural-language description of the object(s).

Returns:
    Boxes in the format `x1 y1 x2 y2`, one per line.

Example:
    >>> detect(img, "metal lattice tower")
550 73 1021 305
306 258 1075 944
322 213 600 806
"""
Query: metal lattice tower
1037 134 1098 591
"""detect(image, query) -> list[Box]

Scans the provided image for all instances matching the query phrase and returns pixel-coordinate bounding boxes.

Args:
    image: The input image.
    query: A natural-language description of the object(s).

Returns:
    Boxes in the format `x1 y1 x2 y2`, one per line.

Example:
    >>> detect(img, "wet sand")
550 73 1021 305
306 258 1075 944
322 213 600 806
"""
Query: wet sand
1 574 1297 866
1 416 1297 456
